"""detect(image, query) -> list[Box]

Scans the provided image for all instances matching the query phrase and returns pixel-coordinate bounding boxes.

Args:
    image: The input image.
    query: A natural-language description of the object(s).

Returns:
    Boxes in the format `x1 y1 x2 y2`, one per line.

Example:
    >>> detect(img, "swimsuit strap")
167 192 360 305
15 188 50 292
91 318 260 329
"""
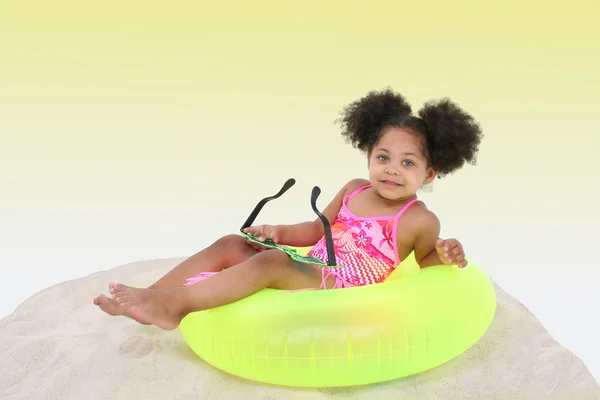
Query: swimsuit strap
344 184 372 202
393 198 419 222
345 184 418 221
390 197 419 265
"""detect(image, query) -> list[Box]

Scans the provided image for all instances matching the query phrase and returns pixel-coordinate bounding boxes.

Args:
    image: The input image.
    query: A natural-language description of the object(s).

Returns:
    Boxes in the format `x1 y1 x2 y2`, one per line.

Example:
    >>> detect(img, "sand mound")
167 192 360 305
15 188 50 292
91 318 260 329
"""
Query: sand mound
1 257 598 399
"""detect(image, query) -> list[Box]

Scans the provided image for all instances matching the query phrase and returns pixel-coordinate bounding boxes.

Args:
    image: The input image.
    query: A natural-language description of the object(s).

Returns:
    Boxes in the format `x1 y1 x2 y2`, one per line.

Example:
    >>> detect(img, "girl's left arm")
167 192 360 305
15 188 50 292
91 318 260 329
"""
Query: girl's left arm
413 211 468 268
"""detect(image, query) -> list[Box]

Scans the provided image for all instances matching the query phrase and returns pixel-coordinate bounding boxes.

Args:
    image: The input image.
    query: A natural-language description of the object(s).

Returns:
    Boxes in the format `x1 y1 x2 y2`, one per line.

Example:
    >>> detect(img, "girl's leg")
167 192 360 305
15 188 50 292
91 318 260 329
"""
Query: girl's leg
147 234 258 290
110 249 337 330
93 234 258 322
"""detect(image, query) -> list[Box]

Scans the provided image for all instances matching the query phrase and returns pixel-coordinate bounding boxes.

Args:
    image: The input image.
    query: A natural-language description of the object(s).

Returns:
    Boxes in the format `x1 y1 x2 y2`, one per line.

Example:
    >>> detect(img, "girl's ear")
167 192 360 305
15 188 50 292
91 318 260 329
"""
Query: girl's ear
424 167 437 184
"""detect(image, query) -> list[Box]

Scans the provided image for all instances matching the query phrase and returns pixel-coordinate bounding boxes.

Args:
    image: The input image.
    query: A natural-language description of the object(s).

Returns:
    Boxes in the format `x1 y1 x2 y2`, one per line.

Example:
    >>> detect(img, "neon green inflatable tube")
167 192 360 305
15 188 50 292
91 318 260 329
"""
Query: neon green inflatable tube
179 249 496 387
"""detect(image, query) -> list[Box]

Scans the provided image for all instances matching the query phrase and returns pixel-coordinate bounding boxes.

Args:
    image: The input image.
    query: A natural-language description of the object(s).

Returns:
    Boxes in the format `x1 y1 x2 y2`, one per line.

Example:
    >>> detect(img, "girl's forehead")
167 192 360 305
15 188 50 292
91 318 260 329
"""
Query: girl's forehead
378 127 423 149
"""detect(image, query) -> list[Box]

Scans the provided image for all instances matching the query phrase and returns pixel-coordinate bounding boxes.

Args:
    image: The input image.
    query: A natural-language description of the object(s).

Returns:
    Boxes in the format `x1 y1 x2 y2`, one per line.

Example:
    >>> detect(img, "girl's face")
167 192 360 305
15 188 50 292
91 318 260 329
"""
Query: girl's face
367 127 436 202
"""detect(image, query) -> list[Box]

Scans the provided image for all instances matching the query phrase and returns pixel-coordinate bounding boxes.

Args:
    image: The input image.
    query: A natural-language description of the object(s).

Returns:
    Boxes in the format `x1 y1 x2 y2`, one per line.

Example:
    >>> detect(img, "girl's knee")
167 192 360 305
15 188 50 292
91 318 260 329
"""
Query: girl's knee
213 233 245 248
210 234 255 265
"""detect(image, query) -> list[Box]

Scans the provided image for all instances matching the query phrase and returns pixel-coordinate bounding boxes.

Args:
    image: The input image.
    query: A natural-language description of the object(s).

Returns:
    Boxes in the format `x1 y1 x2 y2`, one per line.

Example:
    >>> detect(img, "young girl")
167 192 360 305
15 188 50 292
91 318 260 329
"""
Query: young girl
93 88 483 330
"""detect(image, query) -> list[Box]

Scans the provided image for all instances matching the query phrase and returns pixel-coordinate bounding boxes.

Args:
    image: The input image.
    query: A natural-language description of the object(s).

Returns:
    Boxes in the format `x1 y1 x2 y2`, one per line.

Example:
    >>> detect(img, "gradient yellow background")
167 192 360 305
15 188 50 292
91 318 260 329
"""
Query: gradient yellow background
1 0 599 380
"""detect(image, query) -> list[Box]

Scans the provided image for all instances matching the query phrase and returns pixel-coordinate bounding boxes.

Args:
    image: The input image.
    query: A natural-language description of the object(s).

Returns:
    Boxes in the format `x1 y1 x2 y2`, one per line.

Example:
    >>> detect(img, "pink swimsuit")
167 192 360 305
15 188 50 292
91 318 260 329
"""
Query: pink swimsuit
184 184 417 290
308 184 418 289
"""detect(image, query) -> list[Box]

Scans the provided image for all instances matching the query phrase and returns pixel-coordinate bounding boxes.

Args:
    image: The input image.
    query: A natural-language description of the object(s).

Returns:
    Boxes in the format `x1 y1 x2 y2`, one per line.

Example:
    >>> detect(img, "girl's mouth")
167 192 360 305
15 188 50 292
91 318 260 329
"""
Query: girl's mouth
382 180 402 187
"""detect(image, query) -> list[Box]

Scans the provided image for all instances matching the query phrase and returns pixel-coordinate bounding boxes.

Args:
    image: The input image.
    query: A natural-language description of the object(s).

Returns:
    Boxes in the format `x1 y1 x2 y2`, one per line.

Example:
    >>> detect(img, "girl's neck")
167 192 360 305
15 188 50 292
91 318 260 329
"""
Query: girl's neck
368 187 417 208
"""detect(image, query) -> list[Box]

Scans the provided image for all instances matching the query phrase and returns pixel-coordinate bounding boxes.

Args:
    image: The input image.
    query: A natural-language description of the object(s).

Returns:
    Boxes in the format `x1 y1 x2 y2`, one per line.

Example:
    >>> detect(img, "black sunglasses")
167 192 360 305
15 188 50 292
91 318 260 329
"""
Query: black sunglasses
240 178 340 268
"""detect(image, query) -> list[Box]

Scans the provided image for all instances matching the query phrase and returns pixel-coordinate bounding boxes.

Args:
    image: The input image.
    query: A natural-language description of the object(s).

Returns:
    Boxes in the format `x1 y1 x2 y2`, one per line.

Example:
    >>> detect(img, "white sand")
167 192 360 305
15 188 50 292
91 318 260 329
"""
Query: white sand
1 257 598 400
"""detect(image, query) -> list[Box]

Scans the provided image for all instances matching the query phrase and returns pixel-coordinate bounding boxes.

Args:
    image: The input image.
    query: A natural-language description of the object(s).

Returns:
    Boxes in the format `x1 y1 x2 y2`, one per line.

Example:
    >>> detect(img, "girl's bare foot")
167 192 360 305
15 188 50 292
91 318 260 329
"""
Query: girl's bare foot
110 283 183 330
93 292 151 325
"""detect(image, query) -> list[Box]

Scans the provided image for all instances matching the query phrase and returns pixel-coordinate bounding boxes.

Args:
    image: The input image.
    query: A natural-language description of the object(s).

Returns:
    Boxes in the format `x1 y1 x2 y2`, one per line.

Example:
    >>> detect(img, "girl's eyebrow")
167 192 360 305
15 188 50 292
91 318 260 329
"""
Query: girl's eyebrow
375 147 422 159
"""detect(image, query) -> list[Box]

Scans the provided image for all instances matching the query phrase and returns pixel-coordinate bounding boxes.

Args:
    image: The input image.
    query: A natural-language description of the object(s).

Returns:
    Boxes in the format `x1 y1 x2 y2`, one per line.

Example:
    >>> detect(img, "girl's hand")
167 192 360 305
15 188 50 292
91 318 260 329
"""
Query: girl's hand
436 238 468 268
243 225 280 252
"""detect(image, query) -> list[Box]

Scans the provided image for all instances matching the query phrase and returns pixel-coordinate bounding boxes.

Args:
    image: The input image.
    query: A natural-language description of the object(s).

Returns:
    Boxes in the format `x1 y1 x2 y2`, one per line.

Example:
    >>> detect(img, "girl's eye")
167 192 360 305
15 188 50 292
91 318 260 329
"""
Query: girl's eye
377 155 389 162
403 160 414 167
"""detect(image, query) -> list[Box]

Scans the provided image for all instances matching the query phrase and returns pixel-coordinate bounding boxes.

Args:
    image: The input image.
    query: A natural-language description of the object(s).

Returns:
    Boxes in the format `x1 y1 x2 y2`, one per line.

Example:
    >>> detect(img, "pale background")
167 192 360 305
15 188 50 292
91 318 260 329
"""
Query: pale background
1 1 599 381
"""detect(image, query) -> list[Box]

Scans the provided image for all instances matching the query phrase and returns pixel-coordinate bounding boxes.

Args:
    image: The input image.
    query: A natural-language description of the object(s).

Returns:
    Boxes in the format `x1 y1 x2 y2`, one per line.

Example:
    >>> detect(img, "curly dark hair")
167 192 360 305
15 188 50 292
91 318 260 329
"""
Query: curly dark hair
337 88 483 177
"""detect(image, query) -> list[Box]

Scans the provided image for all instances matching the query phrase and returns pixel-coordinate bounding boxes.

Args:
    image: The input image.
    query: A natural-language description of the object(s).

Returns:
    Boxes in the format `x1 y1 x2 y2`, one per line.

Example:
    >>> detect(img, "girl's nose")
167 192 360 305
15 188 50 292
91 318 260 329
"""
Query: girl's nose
385 167 399 175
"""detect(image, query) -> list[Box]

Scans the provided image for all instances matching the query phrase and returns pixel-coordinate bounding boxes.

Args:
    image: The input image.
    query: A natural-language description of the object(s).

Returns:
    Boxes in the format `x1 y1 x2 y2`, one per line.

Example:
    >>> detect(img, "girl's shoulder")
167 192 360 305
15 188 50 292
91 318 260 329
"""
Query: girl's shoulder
402 199 437 223
338 178 371 200
346 177 371 192
400 200 440 238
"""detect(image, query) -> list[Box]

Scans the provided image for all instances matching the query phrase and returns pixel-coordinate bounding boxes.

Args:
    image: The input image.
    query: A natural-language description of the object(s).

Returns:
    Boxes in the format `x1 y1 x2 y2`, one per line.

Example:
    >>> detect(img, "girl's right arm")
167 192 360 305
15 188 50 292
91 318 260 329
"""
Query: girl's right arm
249 178 368 248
